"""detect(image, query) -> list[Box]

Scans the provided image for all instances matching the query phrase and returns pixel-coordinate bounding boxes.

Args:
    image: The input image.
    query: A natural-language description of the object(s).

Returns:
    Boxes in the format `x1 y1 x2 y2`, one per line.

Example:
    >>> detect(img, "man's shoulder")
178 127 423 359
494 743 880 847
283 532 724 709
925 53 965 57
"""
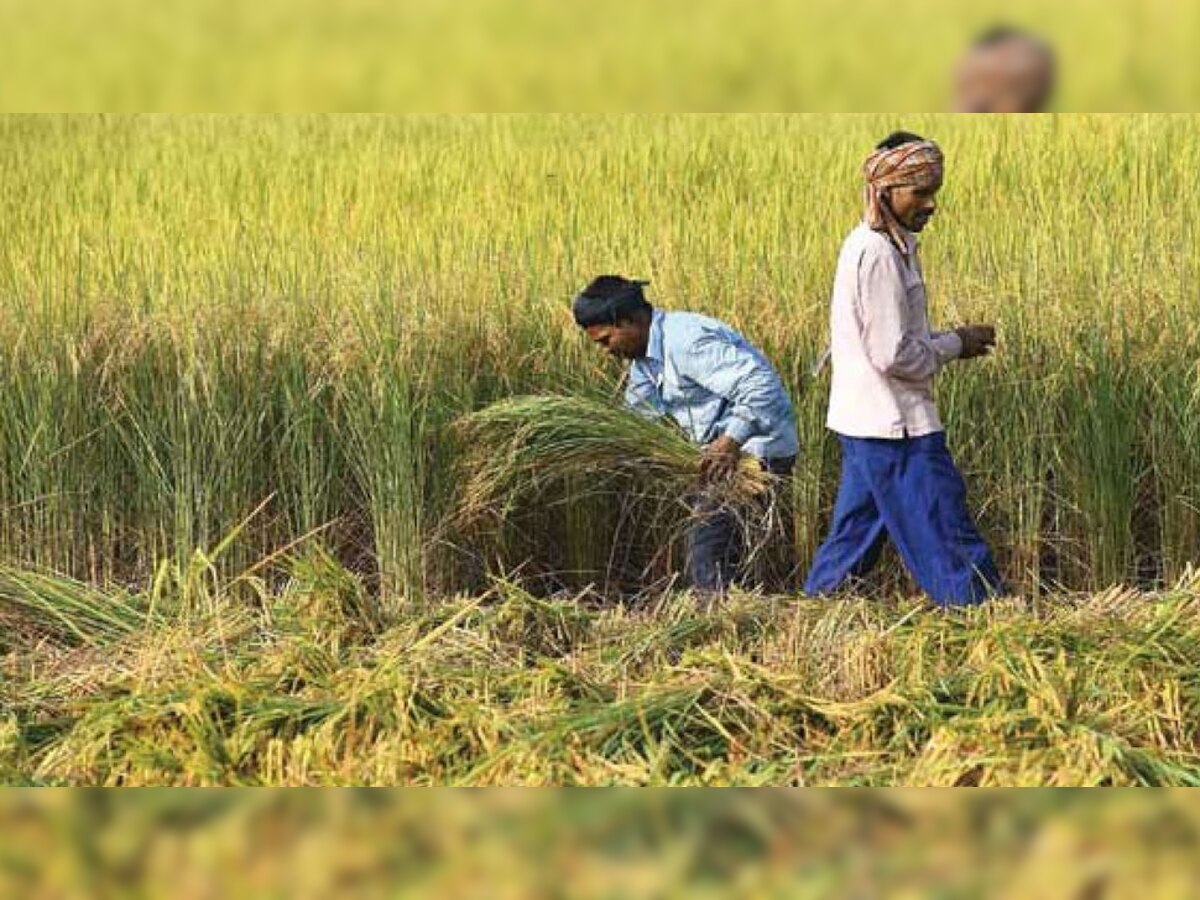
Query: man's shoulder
838 225 907 281
841 223 896 260
661 310 730 341
659 311 744 363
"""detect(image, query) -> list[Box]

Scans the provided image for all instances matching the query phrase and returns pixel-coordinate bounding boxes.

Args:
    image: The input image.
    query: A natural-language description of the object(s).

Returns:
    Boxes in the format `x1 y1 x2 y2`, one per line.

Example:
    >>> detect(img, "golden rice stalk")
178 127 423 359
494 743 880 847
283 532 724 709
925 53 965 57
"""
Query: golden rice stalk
453 394 774 528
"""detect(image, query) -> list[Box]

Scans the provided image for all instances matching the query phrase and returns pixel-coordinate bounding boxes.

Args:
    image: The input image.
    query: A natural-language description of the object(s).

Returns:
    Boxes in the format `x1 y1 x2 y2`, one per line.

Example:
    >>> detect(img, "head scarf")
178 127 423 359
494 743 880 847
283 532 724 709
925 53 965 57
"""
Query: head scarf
572 278 651 328
863 140 944 257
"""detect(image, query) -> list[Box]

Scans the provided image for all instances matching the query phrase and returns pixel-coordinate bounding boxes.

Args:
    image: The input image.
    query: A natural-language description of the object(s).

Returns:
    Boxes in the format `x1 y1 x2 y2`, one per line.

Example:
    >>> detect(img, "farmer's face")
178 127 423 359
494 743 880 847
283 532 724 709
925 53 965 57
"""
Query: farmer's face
887 177 942 233
954 41 1054 113
585 318 649 360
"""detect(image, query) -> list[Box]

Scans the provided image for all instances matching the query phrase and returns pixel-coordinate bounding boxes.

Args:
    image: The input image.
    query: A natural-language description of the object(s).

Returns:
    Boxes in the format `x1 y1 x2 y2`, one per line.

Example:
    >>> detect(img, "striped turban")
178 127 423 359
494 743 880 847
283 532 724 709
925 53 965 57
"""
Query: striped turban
863 140 945 257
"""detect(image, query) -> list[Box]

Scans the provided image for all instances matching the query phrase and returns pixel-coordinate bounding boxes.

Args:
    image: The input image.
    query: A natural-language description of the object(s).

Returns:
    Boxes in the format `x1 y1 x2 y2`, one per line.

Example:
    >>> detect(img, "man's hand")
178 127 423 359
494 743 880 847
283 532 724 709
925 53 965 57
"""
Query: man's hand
954 324 997 360
699 434 742 484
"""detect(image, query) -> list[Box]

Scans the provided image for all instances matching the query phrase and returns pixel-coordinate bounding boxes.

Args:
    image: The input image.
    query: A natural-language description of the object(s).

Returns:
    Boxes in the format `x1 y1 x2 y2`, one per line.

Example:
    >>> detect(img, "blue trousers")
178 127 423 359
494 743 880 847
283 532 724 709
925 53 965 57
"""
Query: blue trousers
687 500 740 593
804 432 1004 606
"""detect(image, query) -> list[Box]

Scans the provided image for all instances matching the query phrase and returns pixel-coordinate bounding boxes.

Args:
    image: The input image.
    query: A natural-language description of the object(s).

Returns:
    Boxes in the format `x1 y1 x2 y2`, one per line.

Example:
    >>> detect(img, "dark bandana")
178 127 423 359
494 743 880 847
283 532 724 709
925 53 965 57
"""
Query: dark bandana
572 280 650 327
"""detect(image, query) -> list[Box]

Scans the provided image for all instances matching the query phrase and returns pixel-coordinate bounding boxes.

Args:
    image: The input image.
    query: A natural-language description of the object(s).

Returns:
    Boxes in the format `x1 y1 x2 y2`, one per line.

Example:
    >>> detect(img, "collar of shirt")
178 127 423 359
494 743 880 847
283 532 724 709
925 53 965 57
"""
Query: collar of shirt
860 219 919 257
639 308 667 385
646 309 666 363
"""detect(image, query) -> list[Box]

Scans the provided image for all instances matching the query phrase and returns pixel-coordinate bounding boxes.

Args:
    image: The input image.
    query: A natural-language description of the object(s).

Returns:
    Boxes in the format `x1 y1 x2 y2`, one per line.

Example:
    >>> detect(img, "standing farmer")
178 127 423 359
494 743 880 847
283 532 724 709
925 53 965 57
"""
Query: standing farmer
573 275 799 595
804 132 1005 606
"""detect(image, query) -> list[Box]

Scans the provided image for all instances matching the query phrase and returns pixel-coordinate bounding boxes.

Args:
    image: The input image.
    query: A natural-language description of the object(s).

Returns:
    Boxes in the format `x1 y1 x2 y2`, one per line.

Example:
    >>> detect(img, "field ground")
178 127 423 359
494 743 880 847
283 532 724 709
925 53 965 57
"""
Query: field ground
3 114 1200 785
4 556 1200 786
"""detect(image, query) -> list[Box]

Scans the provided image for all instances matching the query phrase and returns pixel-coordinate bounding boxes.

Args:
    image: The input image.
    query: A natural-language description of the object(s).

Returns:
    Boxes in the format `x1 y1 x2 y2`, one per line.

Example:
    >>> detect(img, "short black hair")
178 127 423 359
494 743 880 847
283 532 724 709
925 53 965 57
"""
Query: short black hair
573 275 652 328
876 131 925 151
580 275 645 301
973 24 1042 49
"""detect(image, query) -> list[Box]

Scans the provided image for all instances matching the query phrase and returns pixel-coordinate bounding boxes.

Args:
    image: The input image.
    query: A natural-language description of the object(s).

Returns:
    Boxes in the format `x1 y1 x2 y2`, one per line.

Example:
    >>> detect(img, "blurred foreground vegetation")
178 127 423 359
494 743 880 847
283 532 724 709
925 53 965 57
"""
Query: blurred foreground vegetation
3 776 1200 896
1 0 1198 111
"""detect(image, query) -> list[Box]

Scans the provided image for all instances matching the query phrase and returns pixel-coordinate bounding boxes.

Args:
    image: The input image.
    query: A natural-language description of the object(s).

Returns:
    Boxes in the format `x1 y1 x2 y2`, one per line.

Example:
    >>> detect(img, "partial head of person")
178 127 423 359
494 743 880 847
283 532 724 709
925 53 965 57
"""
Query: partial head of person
953 26 1056 113
572 275 654 360
863 132 945 256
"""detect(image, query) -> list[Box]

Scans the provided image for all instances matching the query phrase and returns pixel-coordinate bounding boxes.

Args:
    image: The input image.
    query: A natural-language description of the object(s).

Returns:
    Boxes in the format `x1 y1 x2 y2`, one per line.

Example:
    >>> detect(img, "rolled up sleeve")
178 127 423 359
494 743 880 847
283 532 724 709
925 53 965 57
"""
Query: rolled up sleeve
858 249 957 381
624 363 663 419
931 330 964 362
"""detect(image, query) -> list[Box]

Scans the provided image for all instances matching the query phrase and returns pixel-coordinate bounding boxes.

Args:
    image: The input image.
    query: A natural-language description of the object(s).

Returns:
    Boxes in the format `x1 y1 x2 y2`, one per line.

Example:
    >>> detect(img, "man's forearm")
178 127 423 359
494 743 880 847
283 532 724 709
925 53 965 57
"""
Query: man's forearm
931 330 964 362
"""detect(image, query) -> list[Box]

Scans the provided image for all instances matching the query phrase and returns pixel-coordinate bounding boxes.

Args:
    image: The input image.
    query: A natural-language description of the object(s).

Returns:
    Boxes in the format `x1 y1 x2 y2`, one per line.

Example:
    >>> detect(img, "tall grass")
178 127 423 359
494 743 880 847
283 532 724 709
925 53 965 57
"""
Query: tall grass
0 115 1198 598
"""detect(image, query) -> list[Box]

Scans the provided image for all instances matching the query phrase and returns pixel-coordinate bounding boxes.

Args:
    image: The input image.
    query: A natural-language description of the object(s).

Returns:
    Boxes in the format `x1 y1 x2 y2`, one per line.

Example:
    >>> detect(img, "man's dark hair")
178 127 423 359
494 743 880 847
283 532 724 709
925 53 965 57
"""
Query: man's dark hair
973 24 1043 49
573 275 652 328
580 275 645 302
876 131 925 151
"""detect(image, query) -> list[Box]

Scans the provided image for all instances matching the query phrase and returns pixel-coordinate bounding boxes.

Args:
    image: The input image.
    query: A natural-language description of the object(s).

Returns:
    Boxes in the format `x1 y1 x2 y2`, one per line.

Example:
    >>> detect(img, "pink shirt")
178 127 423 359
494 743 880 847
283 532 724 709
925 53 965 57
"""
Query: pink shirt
825 223 962 439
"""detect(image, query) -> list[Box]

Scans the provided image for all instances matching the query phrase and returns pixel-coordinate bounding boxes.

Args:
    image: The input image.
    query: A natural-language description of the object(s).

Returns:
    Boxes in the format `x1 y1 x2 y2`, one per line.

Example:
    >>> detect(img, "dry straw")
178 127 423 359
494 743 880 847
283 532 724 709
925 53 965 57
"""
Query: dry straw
453 395 790 582
455 395 772 515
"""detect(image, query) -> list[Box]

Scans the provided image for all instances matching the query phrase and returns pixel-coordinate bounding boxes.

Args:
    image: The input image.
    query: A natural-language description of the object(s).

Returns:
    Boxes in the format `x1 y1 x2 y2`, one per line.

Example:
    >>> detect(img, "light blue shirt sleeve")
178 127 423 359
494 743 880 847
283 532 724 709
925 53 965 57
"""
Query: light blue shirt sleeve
624 362 664 419
675 332 787 445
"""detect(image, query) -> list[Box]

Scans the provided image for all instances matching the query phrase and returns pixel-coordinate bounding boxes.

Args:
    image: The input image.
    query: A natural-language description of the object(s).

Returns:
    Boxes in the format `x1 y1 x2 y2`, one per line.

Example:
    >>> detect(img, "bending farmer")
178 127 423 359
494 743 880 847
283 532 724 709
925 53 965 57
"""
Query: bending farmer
573 275 798 595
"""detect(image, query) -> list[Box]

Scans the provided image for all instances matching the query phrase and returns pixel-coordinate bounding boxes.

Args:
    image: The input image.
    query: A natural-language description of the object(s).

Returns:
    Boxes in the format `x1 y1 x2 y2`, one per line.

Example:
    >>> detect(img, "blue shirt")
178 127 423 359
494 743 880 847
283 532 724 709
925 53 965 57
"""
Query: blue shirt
625 309 799 460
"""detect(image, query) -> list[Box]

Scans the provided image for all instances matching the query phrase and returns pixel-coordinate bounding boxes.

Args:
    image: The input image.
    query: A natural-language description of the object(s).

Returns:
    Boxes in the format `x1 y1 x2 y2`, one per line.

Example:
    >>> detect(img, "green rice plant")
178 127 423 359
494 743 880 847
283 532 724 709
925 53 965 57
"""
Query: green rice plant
1053 329 1152 589
338 359 431 609
1146 355 1200 584
0 564 145 649
1 115 1200 599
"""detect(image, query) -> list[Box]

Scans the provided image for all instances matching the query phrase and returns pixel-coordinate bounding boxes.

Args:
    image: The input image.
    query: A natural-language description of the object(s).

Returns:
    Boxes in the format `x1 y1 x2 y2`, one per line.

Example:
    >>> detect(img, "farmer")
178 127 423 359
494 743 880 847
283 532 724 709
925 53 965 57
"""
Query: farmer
803 132 1006 606
952 26 1056 113
572 275 799 595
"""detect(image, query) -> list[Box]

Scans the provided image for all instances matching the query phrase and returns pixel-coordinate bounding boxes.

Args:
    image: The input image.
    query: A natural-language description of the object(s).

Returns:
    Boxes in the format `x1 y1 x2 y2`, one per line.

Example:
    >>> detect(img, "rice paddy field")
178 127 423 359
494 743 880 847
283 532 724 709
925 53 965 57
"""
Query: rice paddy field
5 113 1200 785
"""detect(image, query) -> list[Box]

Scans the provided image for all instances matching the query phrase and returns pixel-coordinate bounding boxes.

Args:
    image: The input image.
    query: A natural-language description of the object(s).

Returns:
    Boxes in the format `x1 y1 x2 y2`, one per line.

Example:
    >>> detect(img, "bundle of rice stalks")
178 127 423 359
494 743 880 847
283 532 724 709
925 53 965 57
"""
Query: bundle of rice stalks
451 395 792 589
454 394 776 527
0 566 147 650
